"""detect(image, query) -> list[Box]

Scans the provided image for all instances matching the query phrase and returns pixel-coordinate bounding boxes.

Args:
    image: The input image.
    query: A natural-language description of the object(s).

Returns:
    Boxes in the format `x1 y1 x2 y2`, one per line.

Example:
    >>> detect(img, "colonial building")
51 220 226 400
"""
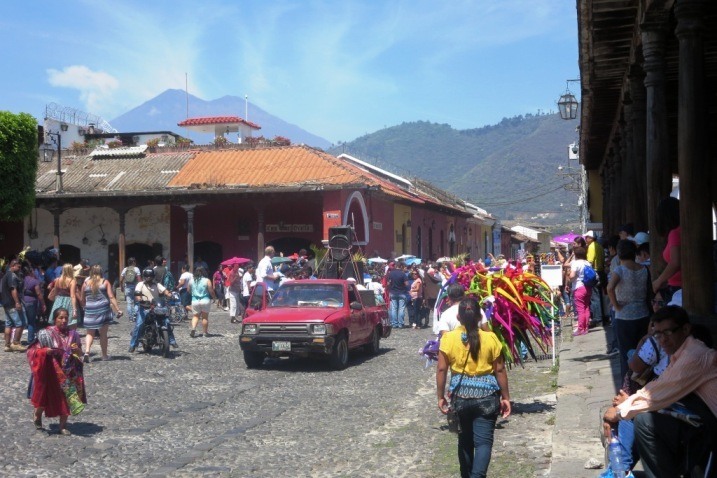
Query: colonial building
576 0 717 327
3 143 498 282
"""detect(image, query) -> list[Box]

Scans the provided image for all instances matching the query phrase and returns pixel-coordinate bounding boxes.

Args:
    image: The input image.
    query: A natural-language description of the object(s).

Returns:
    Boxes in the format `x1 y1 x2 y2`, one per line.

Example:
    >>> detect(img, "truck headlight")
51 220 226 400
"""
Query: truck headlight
310 324 332 335
242 324 258 335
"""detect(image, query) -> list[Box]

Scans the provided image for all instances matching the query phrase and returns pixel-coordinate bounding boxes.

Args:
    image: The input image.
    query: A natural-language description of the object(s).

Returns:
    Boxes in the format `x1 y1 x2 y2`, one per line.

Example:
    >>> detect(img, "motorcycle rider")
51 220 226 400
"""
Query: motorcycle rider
129 268 177 353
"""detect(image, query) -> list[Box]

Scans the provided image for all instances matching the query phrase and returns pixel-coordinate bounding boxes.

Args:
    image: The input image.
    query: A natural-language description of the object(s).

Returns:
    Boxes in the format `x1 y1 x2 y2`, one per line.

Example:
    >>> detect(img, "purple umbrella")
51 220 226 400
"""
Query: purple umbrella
552 232 581 243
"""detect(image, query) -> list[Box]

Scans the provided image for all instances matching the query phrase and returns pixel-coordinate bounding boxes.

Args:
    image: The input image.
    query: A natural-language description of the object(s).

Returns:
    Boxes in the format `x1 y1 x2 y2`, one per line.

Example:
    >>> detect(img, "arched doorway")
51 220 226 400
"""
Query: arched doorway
194 241 223 273
343 191 369 244
113 243 157 272
428 228 434 260
416 226 422 259
59 244 81 267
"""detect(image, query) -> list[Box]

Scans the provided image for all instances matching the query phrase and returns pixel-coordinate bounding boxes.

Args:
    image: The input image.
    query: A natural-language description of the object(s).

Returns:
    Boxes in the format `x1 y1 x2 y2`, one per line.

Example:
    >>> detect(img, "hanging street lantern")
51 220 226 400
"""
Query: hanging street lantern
558 91 579 120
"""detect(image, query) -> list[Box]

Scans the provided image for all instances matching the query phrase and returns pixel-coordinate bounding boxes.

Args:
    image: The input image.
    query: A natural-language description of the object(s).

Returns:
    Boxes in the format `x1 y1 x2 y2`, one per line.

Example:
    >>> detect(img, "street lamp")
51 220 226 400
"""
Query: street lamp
45 131 63 193
557 79 580 120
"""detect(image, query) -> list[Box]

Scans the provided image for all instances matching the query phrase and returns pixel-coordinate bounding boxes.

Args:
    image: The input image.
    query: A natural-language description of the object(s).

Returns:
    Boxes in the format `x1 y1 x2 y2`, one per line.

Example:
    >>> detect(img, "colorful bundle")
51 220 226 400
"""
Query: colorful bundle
434 261 556 365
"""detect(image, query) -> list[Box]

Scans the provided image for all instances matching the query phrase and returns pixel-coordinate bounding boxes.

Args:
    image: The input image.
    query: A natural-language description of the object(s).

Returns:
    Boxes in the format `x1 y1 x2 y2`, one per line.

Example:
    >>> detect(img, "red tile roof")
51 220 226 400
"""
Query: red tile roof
167 145 422 203
177 116 261 129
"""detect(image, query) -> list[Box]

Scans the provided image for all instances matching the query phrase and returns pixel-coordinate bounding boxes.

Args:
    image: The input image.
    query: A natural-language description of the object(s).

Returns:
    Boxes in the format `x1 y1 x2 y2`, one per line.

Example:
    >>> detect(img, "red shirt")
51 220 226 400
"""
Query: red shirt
663 227 682 287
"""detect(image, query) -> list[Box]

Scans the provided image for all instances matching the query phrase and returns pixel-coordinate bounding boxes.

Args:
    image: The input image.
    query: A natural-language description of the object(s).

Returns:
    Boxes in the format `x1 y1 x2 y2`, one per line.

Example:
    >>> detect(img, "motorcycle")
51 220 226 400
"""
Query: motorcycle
139 301 173 358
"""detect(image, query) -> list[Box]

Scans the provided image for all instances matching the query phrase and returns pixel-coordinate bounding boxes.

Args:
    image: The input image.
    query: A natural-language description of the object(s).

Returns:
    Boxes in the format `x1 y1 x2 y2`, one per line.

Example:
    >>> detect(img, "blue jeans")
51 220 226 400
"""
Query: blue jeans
617 417 636 470
131 308 176 348
125 286 138 320
389 294 406 328
23 300 39 343
457 400 499 478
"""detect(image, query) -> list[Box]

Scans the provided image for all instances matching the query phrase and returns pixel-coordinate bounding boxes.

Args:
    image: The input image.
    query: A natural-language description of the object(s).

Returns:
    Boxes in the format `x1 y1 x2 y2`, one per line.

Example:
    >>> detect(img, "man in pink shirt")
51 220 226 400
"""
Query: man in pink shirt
603 306 716 477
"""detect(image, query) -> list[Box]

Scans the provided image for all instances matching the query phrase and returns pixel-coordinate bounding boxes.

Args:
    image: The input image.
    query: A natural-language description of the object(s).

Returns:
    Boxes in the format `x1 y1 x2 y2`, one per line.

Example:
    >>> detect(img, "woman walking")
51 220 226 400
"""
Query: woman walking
27 308 86 435
49 264 79 328
569 246 593 336
188 266 216 338
436 298 511 478
80 265 122 362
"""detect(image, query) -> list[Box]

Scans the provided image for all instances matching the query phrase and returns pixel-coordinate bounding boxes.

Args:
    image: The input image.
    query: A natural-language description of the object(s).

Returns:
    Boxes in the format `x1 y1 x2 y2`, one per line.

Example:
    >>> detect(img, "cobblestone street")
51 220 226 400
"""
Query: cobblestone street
1 307 557 477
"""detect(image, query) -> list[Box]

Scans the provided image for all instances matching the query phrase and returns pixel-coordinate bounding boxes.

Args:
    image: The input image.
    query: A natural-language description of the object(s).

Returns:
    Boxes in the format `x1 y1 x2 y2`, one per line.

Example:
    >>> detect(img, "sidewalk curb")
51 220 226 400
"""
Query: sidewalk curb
550 324 621 477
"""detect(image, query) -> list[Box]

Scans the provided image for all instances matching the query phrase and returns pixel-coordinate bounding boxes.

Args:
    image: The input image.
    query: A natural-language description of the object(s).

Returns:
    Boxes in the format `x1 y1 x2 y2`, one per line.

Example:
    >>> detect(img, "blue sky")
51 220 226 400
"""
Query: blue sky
1 0 578 143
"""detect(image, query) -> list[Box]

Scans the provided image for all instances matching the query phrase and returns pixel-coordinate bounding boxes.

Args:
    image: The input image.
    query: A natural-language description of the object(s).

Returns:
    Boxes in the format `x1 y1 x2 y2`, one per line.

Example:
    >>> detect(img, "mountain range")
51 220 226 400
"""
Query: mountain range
328 113 581 229
110 89 332 149
109 89 579 229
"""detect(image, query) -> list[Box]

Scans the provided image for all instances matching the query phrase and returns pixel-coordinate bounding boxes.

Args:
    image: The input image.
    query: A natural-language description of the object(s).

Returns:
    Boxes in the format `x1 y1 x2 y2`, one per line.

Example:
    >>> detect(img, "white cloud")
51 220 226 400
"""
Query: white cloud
46 65 119 114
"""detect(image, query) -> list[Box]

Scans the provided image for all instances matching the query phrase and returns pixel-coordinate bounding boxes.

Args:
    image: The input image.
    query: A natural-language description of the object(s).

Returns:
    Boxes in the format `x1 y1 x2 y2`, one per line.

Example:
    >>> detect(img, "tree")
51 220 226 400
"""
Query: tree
0 111 38 221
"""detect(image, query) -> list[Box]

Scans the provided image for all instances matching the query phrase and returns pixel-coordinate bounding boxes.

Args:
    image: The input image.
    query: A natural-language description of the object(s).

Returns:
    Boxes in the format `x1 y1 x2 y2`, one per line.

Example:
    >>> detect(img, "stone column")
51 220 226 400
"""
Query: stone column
675 0 712 316
641 24 672 278
610 135 624 233
629 64 648 231
620 111 639 230
118 209 127 282
182 205 196 273
52 209 62 252
256 208 265 261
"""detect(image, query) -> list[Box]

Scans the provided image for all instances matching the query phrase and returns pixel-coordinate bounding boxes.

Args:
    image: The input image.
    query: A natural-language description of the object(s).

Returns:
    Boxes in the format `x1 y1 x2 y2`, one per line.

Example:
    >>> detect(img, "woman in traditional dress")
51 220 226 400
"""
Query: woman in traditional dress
436 298 511 478
49 264 78 328
27 308 86 435
80 265 122 362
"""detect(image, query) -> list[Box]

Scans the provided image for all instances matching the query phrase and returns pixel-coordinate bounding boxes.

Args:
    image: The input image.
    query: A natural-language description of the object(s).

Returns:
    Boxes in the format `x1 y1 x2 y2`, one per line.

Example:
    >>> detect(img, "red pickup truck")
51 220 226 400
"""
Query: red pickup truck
239 279 391 370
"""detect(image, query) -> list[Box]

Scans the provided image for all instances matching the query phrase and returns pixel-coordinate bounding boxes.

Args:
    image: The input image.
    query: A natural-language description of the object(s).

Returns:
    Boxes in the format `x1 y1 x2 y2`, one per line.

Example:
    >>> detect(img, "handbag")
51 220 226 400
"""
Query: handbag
446 352 471 434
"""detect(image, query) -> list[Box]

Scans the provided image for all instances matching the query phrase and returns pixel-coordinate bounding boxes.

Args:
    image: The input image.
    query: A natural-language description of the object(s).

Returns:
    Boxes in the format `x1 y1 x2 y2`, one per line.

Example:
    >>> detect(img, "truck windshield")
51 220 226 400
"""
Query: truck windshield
269 284 344 308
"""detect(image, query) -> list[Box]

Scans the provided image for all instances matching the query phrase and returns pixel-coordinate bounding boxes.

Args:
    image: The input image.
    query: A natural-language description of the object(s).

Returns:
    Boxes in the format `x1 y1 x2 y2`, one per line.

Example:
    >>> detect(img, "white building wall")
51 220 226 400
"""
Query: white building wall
26 205 171 270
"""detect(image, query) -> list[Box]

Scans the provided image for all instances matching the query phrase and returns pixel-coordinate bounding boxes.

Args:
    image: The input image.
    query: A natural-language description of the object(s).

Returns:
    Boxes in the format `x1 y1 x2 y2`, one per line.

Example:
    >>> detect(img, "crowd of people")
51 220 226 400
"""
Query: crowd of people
550 196 716 477
3 211 714 478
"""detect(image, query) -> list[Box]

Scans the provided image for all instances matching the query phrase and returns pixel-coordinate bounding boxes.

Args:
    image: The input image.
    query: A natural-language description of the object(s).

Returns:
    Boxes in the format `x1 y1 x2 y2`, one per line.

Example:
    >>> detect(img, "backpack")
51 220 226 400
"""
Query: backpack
162 269 176 291
124 267 137 284
582 263 598 288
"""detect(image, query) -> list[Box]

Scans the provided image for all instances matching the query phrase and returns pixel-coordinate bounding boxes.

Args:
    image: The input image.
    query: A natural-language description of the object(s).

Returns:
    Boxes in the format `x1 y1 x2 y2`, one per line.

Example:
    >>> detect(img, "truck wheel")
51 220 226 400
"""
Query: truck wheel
365 326 380 355
243 351 265 369
329 334 349 370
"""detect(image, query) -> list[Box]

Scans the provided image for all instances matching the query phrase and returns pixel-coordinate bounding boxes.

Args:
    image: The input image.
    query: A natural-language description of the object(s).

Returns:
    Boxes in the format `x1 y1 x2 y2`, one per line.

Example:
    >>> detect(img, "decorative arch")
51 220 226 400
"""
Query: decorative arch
342 191 369 245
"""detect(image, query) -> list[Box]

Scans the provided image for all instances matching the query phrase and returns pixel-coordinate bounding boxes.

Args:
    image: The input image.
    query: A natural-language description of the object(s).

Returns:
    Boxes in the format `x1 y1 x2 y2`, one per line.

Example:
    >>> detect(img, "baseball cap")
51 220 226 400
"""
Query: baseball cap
633 232 649 245
585 230 596 238
668 289 682 307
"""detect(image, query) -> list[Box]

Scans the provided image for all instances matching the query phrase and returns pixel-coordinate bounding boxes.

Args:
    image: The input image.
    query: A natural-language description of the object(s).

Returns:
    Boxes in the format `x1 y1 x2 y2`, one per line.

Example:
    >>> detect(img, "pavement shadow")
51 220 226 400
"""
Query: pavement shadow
511 400 556 415
45 422 104 437
569 352 616 363
258 347 395 373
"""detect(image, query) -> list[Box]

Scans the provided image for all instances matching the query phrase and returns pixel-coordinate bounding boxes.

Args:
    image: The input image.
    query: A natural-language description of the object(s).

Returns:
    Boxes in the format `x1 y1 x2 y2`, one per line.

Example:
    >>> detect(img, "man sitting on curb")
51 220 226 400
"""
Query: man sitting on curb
603 306 717 477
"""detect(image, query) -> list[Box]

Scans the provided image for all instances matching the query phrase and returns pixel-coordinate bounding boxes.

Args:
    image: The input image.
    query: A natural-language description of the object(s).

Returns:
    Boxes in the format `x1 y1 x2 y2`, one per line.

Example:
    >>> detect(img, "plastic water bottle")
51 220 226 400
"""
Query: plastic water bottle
608 431 628 477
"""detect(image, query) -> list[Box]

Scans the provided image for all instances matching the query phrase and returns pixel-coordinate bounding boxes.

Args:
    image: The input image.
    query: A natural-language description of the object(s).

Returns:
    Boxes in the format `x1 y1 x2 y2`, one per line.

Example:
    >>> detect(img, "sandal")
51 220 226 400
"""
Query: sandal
33 413 42 430
59 428 71 436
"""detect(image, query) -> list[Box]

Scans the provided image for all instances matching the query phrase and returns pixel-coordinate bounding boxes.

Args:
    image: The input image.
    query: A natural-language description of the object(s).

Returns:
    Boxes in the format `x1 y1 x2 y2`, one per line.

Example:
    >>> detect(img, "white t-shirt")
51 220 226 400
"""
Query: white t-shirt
256 256 275 290
242 271 253 297
570 259 591 291
121 267 141 285
178 271 193 291
433 303 489 335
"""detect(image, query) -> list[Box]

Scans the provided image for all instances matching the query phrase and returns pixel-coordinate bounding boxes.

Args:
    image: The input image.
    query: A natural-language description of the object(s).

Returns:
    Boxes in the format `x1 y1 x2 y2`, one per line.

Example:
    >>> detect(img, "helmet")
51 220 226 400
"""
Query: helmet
142 268 155 280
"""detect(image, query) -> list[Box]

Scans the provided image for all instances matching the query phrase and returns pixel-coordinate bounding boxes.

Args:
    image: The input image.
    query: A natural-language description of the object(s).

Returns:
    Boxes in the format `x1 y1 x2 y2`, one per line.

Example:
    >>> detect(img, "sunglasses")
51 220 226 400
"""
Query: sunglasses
651 299 665 307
